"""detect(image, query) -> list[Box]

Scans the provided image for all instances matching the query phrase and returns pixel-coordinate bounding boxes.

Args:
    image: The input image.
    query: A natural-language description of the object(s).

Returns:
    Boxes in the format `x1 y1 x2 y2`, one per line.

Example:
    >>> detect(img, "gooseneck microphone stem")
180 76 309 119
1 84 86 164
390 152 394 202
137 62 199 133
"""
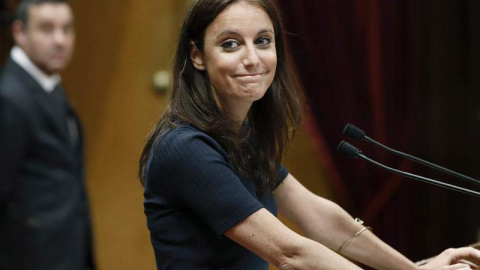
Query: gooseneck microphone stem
363 135 480 187
343 123 480 187
358 153 480 198
337 140 480 198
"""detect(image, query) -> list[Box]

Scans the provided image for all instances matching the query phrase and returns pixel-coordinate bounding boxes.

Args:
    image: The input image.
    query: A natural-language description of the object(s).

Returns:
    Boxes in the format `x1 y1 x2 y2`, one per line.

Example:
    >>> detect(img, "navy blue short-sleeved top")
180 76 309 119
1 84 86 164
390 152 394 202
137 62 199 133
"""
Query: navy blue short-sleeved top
144 124 288 269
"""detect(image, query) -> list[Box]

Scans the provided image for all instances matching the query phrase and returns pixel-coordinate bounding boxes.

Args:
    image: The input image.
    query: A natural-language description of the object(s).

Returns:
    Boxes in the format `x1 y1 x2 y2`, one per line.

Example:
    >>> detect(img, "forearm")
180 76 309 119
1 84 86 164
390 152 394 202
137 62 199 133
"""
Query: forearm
226 208 363 270
276 236 364 270
336 225 417 270
276 176 480 270
275 176 418 270
301 198 418 270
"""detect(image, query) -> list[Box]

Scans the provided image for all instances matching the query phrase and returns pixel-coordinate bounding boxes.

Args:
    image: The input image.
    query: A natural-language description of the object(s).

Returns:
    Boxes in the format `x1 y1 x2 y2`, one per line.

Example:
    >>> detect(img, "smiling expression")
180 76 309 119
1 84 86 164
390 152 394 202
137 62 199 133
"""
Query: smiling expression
190 1 277 120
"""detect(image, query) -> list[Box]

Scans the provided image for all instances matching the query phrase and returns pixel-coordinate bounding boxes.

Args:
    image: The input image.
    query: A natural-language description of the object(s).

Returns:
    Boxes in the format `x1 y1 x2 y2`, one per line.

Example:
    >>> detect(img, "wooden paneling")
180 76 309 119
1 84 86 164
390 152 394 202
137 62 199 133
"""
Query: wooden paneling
63 1 189 269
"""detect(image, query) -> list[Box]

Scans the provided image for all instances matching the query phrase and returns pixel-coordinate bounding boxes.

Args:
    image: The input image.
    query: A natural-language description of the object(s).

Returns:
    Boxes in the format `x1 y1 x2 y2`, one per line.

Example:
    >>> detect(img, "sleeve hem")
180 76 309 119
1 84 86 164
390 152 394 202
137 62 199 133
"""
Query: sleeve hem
213 201 264 237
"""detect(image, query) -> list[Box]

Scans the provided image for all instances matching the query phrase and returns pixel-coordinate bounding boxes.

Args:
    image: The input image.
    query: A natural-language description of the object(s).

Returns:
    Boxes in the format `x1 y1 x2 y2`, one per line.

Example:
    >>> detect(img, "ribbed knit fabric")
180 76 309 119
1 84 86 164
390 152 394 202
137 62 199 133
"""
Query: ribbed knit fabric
144 124 288 270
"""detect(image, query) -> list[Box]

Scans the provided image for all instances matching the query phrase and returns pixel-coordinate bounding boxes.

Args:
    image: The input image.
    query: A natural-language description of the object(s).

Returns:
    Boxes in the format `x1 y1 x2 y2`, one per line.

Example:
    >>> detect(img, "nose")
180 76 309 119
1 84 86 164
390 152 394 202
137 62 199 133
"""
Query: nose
242 45 260 67
53 30 68 46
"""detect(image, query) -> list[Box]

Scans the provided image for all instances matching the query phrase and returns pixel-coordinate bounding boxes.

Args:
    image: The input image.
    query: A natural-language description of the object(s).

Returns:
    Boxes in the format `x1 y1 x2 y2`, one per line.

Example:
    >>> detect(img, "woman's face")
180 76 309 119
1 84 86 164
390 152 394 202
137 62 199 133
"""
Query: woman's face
191 1 277 118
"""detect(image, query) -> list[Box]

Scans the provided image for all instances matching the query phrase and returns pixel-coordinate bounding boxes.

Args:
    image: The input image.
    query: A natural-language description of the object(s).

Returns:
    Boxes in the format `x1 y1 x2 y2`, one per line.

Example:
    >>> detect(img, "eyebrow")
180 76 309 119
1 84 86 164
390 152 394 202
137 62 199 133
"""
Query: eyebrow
216 28 274 39
36 18 74 27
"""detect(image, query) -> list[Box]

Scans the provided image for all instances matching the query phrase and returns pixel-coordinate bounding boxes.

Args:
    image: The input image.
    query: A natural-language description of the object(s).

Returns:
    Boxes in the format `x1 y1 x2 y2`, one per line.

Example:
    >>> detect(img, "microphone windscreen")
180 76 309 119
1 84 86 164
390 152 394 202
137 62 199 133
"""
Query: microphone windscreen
343 123 366 140
337 141 361 158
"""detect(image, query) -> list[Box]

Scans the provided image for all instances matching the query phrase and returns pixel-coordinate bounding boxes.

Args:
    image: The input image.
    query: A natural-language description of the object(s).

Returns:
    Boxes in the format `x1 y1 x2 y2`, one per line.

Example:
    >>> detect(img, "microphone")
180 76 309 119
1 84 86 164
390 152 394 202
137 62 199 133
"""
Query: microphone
337 141 480 198
343 123 480 187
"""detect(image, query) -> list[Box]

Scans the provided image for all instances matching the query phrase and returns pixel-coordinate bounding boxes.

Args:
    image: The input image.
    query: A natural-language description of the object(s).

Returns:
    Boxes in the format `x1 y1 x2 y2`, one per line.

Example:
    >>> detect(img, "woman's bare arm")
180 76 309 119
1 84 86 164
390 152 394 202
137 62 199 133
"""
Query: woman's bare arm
225 207 363 270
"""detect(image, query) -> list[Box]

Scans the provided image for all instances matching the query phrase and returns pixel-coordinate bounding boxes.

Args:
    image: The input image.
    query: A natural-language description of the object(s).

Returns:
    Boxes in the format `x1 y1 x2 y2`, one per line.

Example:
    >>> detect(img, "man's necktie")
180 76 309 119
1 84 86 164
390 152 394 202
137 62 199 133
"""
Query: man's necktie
50 84 79 148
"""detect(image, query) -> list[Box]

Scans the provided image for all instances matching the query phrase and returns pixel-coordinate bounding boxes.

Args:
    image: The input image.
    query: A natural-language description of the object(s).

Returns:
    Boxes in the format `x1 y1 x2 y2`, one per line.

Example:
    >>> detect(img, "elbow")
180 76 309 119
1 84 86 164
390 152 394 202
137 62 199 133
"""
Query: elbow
276 256 294 270
275 251 300 270
278 264 295 270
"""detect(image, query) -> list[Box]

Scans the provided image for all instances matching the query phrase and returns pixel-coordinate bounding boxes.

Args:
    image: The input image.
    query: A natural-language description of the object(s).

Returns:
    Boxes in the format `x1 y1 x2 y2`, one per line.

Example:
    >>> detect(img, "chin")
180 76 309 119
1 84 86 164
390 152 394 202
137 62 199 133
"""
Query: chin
49 60 70 71
247 91 268 102
47 65 67 73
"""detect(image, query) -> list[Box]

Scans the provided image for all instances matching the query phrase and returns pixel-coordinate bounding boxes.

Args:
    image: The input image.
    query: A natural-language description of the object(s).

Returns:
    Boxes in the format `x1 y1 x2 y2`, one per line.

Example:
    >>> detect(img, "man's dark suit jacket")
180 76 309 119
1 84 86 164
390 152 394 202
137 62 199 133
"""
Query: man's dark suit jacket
0 57 95 270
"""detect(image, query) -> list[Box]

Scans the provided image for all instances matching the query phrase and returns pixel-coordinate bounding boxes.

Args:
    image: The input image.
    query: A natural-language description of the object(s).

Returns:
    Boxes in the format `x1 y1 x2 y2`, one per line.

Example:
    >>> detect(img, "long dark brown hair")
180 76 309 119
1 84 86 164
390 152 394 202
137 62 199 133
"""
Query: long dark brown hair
139 0 304 192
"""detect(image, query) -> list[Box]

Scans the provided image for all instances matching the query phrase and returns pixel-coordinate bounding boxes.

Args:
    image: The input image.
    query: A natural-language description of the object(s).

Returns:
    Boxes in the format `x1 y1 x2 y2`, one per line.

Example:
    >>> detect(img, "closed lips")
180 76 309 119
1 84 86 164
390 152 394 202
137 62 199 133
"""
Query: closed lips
234 73 264 82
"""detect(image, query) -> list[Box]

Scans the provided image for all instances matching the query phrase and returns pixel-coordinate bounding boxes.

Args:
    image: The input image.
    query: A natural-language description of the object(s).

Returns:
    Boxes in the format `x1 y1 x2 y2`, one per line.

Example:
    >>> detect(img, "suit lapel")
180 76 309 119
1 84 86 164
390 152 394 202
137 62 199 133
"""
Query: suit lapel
5 59 71 145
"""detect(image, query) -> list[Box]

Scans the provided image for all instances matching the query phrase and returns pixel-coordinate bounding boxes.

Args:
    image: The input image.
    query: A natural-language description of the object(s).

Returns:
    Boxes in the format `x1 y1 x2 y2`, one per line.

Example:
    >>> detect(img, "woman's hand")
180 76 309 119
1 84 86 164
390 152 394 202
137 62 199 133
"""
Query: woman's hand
419 247 480 270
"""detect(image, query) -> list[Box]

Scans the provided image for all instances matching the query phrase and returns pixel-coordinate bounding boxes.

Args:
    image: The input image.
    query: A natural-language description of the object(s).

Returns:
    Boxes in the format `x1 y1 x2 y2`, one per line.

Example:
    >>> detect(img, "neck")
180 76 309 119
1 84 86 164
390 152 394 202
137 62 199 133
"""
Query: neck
219 100 251 128
212 90 251 128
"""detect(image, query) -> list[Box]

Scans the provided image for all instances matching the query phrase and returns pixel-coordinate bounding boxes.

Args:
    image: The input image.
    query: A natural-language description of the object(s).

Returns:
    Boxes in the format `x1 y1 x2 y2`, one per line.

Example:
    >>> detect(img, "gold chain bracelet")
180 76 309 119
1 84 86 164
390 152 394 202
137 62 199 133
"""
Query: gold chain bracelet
337 218 372 254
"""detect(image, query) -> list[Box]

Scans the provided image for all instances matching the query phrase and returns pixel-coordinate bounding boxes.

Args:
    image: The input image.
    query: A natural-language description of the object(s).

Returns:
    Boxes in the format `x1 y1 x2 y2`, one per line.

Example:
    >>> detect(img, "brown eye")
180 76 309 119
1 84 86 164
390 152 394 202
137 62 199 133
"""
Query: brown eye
221 39 240 51
256 37 271 46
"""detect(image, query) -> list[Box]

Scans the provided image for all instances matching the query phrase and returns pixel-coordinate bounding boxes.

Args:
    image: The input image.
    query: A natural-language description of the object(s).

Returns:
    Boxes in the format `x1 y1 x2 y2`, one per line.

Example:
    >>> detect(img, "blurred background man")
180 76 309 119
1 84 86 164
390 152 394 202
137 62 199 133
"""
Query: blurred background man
0 0 95 269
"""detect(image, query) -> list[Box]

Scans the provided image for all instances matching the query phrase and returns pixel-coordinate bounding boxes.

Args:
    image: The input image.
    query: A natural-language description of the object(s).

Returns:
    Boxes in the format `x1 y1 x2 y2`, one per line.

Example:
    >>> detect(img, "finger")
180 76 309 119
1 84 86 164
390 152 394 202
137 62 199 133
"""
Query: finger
447 247 480 265
441 263 474 270
457 259 478 269
421 248 480 269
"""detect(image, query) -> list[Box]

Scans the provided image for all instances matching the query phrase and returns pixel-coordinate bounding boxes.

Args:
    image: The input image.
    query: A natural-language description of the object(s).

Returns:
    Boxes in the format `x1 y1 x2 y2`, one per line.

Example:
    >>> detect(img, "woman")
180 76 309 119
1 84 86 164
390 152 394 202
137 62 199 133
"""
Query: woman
139 0 480 269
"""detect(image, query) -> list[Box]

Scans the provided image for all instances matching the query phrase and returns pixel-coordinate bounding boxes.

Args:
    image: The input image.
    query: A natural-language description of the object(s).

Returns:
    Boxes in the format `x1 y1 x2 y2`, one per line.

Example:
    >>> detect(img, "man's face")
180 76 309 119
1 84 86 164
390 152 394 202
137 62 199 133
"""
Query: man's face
14 3 75 75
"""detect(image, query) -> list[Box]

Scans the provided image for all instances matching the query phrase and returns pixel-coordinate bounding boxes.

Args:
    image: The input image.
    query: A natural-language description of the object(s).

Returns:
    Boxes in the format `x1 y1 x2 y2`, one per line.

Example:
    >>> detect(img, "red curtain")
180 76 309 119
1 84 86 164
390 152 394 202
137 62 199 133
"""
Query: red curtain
277 0 480 261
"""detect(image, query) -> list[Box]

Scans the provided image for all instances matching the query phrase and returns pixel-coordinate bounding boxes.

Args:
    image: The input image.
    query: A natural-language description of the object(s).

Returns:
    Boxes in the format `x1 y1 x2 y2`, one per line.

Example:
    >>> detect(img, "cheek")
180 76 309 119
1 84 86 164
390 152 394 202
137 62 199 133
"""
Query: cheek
29 36 49 52
266 51 277 69
210 52 239 70
264 53 277 82
257 48 277 70
65 39 75 54
205 54 237 81
66 35 75 46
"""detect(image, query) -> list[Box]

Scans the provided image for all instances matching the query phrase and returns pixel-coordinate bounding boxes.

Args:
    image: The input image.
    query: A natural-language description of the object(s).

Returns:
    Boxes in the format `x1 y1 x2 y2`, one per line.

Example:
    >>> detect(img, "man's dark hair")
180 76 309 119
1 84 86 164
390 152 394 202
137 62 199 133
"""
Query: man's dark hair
15 0 70 25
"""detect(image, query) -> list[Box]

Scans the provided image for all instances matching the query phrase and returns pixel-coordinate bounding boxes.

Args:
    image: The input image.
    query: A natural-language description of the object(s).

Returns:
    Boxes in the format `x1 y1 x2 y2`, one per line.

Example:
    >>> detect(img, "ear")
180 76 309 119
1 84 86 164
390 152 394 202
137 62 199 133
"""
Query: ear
189 41 206 71
12 21 27 48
